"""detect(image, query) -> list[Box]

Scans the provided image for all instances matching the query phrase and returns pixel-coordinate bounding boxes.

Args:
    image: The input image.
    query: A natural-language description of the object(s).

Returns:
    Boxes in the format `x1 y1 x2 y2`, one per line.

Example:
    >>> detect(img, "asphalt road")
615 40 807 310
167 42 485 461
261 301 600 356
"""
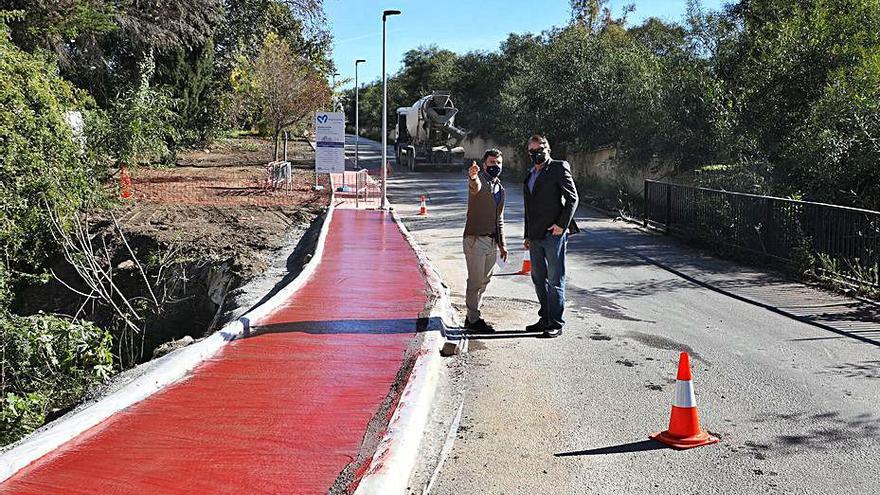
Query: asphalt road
349 135 880 495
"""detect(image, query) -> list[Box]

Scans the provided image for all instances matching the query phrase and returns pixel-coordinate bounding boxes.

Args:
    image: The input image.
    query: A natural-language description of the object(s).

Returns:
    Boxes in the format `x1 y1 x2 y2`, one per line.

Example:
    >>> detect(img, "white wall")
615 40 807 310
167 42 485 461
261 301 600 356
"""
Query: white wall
461 135 521 170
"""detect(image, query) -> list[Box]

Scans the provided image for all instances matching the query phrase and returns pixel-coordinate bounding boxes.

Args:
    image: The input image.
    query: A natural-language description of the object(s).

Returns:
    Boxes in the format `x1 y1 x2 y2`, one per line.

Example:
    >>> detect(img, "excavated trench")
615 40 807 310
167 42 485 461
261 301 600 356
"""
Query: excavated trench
13 208 326 377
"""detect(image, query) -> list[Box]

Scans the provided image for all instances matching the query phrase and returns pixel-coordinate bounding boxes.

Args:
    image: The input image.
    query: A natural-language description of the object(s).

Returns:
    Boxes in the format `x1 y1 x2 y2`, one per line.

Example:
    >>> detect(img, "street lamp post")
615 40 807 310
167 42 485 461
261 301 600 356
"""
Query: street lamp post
331 72 340 112
381 9 401 210
355 59 365 171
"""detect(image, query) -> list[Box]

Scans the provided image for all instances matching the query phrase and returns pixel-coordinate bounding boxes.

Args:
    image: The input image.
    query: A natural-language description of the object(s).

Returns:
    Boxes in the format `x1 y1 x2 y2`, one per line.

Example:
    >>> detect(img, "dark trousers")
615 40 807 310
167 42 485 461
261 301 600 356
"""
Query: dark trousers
529 233 567 327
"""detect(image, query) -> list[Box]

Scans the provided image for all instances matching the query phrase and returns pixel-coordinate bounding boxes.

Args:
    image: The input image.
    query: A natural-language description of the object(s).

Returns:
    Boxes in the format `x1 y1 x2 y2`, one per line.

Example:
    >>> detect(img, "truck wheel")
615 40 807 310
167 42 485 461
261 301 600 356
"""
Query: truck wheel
407 146 416 171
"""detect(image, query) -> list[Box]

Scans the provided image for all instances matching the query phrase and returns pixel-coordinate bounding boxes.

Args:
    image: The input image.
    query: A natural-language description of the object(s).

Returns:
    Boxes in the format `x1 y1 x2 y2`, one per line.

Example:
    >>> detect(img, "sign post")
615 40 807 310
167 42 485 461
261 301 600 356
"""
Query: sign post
314 111 345 191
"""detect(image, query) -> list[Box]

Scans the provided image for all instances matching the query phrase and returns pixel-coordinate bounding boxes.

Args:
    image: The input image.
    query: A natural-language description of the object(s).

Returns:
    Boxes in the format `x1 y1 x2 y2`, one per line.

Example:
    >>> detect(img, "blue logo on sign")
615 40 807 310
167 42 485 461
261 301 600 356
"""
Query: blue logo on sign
317 114 328 124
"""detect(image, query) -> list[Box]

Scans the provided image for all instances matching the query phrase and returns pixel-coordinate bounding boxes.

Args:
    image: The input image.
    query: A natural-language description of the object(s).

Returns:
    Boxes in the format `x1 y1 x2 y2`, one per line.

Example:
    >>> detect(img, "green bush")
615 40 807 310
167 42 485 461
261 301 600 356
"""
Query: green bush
100 68 181 167
726 0 880 209
0 24 115 446
0 313 114 445
1 392 49 445
0 23 103 289
694 163 771 195
0 264 10 309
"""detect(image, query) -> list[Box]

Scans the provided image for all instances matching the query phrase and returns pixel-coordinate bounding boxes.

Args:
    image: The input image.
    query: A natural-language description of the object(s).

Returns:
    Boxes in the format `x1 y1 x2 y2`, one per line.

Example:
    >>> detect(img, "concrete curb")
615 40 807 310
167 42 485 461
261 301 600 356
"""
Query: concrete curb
0 200 337 485
245 200 335 326
354 208 458 495
391 209 460 331
0 321 242 483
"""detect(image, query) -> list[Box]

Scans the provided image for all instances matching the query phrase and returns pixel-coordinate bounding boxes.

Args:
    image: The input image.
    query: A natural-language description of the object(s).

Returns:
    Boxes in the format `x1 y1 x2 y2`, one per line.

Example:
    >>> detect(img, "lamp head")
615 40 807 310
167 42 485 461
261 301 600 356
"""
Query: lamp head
383 9 401 19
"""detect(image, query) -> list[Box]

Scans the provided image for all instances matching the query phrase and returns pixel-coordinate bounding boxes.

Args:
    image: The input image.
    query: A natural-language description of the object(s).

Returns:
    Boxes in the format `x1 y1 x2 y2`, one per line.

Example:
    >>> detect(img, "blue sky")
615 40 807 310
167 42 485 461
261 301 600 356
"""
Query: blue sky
325 0 728 89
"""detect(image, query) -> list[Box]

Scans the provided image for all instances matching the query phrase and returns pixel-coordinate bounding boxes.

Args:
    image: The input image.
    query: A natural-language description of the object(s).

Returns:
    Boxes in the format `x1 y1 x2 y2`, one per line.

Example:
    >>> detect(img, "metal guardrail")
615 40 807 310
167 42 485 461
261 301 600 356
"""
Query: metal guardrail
644 180 880 286
328 170 378 209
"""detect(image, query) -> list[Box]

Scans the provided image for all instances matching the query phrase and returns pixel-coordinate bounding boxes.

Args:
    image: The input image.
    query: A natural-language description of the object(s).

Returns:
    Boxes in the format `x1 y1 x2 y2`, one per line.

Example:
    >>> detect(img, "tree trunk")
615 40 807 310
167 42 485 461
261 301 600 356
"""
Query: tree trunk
273 126 281 161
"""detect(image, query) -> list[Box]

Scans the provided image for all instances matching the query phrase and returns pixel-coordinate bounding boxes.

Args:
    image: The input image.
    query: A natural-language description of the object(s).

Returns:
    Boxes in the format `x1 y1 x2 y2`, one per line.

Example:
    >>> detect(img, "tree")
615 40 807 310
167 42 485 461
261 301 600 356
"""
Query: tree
159 38 222 144
0 23 102 286
216 0 333 77
570 0 634 33
0 0 117 62
719 0 880 207
230 32 330 158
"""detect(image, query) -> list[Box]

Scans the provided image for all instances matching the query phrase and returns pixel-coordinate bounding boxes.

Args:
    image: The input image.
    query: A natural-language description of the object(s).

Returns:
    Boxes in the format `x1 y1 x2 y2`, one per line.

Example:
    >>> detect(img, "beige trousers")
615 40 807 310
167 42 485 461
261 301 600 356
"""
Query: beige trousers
463 235 497 323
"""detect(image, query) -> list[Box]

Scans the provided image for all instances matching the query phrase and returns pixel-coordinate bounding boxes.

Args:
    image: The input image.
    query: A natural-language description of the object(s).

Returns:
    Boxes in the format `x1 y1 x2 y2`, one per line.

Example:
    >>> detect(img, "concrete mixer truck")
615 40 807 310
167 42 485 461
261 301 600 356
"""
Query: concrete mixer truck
394 91 467 170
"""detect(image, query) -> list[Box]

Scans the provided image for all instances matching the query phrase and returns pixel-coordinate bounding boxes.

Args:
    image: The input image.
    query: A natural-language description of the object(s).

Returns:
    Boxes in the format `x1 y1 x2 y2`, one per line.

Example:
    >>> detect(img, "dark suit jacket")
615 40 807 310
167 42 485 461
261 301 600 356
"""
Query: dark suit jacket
523 159 580 240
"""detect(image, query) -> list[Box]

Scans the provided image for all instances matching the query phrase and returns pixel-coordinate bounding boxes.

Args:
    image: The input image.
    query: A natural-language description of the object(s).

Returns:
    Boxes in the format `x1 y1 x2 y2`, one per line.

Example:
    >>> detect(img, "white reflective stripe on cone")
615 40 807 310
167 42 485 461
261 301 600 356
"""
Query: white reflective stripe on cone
673 379 696 408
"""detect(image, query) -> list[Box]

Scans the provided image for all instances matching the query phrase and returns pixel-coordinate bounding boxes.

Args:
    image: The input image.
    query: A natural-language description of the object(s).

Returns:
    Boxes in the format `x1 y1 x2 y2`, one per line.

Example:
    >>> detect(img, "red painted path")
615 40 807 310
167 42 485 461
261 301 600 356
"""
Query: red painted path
1 209 428 494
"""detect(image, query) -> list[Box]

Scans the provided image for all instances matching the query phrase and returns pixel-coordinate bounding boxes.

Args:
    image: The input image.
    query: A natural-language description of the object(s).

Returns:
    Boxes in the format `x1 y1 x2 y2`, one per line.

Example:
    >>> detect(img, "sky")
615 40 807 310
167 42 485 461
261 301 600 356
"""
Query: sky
324 0 728 90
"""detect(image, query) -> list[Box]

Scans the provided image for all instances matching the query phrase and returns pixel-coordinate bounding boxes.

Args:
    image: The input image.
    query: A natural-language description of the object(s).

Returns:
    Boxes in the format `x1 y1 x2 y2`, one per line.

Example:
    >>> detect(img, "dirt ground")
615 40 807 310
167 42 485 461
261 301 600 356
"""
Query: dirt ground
3 136 331 447
117 136 329 278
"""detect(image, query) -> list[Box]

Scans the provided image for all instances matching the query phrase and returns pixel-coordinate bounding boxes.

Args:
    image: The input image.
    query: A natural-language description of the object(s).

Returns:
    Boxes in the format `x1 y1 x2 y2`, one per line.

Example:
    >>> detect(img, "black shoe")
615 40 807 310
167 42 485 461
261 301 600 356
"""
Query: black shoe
540 325 563 338
525 320 549 333
465 318 495 333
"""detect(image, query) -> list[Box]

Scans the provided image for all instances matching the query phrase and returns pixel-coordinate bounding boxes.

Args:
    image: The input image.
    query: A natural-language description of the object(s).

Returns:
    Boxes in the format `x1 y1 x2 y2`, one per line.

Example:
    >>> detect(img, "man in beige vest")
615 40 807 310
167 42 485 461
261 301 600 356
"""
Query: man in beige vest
463 148 508 333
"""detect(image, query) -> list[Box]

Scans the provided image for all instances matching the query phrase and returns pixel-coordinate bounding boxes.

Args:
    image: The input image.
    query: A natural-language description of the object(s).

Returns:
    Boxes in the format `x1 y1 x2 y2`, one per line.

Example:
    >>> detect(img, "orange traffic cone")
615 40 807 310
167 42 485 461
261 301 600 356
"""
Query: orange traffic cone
519 250 531 275
650 352 719 449
418 195 428 216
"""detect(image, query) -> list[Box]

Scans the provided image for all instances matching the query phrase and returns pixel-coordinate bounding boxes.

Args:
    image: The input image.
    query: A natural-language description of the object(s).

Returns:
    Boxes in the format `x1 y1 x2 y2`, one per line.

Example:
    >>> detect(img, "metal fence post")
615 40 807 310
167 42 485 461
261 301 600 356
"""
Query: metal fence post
665 183 672 234
763 197 774 255
643 180 649 228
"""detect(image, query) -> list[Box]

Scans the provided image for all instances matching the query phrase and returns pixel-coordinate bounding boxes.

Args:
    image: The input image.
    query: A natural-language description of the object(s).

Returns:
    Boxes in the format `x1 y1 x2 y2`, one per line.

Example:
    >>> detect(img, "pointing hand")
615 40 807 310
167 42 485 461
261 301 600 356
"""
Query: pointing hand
468 161 479 180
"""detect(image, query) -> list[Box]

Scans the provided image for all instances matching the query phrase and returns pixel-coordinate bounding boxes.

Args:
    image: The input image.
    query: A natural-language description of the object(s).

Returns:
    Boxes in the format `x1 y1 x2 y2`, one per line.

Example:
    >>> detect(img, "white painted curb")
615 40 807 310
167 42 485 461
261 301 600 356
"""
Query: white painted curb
391 209 459 331
354 208 456 494
0 321 242 483
0 199 337 484
244 201 335 326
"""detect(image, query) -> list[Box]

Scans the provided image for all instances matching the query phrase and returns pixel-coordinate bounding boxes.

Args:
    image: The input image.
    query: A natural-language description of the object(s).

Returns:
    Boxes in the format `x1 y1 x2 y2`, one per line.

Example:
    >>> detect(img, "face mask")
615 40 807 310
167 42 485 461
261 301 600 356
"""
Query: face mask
529 148 547 165
486 165 502 178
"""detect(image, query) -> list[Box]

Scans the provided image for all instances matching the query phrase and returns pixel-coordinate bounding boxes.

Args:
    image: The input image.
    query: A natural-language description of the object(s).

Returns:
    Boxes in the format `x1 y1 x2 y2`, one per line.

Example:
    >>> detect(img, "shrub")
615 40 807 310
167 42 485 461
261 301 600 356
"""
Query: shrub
0 23 104 290
0 23 114 447
0 313 114 445
102 69 181 167
728 0 880 209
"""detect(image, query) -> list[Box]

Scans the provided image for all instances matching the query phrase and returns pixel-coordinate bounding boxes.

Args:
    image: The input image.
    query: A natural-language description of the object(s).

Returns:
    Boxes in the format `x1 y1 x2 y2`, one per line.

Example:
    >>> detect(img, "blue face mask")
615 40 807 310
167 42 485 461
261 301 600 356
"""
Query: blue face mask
486 165 502 178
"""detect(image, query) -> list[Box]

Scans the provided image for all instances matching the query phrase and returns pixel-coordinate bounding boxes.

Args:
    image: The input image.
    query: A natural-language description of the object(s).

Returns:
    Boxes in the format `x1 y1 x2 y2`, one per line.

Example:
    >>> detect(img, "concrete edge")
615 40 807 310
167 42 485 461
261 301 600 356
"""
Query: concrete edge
244 200 336 325
0 321 239 483
353 208 458 494
389 209 460 331
0 197 337 484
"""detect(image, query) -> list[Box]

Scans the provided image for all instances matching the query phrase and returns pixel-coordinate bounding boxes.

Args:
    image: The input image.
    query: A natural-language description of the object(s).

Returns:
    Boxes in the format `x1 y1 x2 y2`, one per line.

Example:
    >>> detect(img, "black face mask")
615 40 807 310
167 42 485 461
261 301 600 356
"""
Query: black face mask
486 165 502 178
529 148 547 165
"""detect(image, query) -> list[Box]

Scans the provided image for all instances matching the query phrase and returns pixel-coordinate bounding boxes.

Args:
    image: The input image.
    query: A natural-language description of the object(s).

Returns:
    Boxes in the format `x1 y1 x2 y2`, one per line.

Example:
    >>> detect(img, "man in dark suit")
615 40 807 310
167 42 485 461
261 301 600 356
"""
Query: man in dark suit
523 134 579 338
